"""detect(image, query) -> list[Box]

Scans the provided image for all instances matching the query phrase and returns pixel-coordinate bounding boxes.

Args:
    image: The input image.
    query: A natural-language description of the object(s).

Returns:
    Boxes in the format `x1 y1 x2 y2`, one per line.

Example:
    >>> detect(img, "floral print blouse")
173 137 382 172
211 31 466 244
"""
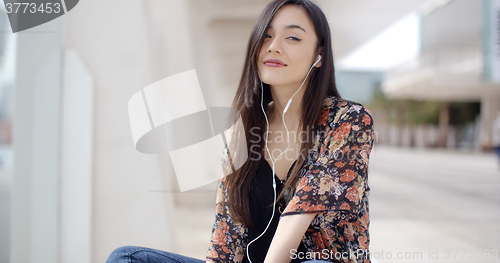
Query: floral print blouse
206 96 375 263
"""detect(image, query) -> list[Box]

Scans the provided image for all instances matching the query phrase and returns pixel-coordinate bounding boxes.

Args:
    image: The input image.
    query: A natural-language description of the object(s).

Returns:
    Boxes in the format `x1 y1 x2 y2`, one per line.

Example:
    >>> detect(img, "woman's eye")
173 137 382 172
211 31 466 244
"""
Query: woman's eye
264 34 300 41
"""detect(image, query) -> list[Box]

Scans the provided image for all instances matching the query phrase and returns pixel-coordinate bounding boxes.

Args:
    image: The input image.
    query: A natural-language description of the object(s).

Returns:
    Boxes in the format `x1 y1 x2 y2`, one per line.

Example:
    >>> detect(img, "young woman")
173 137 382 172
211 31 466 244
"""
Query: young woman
106 0 374 262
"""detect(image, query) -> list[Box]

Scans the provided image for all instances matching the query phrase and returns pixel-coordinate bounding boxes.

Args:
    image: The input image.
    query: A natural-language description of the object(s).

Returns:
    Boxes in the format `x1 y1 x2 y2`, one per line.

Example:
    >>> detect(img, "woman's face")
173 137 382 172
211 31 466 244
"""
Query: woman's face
258 5 321 87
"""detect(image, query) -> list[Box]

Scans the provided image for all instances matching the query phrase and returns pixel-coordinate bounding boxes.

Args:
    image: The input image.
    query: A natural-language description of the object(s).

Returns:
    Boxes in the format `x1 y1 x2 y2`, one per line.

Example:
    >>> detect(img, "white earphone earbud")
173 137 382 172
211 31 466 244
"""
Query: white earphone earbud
313 54 321 67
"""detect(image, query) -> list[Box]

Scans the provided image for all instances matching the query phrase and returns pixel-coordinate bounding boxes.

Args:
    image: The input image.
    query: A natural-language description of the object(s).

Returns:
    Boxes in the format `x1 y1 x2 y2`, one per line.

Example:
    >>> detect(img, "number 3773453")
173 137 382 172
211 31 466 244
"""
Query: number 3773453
5 3 62 14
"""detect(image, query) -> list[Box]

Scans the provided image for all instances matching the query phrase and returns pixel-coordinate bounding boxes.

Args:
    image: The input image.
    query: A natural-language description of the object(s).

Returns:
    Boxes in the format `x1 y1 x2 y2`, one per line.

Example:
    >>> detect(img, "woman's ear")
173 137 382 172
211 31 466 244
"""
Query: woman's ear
315 47 324 68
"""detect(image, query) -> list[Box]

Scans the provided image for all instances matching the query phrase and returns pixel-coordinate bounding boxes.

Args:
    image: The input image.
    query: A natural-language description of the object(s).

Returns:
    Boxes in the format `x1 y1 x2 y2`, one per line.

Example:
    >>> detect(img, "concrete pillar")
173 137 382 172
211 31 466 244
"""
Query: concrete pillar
11 17 64 263
438 102 450 148
479 95 500 149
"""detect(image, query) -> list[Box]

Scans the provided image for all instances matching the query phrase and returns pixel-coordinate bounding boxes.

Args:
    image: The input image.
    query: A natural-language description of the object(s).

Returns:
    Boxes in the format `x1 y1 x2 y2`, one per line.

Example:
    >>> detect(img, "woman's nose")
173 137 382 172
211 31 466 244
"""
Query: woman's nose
267 37 282 54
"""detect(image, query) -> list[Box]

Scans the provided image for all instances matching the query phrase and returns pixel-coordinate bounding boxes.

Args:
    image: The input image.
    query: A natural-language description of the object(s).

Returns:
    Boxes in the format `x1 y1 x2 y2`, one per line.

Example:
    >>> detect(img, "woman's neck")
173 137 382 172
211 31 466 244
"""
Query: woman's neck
267 83 306 129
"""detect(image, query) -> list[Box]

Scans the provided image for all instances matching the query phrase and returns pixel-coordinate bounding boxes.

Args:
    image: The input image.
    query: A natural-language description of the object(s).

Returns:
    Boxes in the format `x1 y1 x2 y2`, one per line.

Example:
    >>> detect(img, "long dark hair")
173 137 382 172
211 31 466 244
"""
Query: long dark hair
224 0 341 227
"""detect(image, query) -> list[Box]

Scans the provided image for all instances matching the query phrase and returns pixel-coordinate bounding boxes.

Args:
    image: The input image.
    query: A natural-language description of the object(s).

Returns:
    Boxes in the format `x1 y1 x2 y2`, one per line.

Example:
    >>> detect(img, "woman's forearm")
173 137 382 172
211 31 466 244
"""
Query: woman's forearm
263 213 316 263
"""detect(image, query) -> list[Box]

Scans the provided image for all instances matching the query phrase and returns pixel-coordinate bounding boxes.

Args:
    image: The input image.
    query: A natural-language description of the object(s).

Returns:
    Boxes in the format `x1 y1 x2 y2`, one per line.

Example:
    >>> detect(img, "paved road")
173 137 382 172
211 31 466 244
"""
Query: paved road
173 145 500 262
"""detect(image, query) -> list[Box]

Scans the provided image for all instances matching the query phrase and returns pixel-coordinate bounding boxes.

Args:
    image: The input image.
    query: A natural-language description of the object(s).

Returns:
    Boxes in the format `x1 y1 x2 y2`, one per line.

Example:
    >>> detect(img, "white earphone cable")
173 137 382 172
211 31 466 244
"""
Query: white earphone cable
246 55 321 263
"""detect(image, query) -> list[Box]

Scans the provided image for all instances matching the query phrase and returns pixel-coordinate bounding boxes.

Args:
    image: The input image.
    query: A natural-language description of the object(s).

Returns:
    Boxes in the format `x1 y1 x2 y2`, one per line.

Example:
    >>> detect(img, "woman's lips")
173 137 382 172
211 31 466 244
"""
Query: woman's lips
264 59 286 67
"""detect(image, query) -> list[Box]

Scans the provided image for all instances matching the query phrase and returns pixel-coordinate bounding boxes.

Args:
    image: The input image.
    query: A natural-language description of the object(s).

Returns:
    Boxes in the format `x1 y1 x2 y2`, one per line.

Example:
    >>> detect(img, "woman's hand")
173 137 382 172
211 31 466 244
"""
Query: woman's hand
263 213 317 263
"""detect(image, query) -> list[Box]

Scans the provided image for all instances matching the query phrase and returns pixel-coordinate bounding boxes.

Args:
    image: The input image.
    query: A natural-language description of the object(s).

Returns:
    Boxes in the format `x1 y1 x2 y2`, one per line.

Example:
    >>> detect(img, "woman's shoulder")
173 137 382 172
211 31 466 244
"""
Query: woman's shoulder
318 96 373 129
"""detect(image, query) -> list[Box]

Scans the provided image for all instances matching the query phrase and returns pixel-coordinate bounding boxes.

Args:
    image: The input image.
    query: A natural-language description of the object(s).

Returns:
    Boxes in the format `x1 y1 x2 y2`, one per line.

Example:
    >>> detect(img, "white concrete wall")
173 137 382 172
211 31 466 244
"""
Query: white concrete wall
65 0 193 261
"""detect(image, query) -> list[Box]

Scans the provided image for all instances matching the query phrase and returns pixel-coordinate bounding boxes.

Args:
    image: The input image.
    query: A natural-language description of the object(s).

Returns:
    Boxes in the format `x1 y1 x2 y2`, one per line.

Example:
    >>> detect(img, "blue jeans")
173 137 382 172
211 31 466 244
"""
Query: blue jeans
105 245 332 263
105 246 204 263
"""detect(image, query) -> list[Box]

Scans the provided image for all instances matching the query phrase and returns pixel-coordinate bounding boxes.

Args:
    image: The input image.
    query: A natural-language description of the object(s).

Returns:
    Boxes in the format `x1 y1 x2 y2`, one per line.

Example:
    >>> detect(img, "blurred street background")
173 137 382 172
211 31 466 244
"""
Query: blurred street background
0 0 499 262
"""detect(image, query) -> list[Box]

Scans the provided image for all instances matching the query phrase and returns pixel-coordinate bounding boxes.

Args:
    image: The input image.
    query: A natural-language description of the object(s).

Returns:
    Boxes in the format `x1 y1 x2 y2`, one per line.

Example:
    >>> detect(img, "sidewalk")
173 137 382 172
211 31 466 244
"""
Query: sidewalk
172 145 500 262
368 146 500 263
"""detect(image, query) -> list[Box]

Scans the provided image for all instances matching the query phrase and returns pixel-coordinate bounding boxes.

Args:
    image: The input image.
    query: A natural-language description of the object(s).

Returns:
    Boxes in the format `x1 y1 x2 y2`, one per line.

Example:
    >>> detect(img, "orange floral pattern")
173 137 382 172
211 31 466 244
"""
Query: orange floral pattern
206 96 375 262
